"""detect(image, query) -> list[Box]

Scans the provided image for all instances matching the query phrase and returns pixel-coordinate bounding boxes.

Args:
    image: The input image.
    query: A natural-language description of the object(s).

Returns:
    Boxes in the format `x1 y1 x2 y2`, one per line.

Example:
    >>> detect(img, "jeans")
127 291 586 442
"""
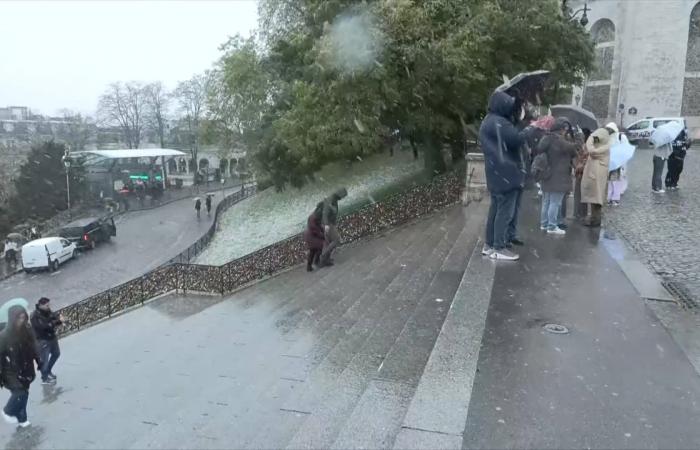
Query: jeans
320 225 340 264
4 389 29 423
666 155 684 188
39 339 61 380
486 190 519 250
506 189 523 242
652 156 666 191
540 192 566 230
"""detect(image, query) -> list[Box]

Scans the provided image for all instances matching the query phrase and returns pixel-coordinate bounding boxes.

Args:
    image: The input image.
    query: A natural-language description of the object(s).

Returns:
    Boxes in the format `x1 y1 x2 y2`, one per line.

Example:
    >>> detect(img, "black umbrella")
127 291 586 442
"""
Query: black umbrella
550 104 599 131
495 70 551 105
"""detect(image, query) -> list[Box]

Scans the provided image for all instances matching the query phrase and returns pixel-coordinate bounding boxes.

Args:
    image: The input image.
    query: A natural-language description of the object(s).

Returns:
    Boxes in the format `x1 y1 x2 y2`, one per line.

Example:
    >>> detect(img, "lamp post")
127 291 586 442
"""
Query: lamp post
562 0 590 26
62 147 72 220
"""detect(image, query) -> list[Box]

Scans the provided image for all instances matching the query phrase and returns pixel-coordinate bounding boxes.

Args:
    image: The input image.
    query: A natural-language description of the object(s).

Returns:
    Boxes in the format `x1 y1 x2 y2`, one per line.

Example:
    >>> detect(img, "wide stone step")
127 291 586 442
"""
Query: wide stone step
281 207 468 449
125 215 438 449
244 211 461 449
330 204 485 449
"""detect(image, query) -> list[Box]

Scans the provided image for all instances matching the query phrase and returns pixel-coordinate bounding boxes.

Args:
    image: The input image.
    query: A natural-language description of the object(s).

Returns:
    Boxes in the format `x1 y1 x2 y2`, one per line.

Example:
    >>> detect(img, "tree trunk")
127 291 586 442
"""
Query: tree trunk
423 134 447 175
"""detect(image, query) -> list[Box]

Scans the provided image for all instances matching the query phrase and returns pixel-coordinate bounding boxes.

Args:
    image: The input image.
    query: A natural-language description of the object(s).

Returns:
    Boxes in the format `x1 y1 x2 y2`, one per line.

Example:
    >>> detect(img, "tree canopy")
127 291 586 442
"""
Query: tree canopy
209 0 594 189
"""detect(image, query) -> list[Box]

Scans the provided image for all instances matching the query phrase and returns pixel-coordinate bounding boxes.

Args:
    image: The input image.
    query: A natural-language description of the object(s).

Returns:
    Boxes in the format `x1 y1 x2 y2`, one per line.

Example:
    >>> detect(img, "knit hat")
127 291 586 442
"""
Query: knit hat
37 297 50 306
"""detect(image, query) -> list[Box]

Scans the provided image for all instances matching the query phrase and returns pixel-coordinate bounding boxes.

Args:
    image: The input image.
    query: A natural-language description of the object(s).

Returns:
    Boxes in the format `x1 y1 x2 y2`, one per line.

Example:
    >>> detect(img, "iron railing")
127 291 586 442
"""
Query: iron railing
57 172 462 336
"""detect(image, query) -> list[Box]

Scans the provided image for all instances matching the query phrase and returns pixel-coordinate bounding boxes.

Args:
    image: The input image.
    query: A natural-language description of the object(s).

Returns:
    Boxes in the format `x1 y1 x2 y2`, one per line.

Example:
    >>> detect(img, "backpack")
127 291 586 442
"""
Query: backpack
531 152 551 182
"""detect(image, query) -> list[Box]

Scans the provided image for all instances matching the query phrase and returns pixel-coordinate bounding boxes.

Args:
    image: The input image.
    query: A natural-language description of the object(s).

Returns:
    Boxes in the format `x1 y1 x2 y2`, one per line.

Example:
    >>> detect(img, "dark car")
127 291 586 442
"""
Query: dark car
58 216 116 250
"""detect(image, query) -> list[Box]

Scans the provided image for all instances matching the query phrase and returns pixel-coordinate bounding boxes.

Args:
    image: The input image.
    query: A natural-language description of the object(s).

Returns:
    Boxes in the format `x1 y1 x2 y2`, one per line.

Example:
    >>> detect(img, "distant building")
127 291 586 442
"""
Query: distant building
0 106 31 121
570 0 700 135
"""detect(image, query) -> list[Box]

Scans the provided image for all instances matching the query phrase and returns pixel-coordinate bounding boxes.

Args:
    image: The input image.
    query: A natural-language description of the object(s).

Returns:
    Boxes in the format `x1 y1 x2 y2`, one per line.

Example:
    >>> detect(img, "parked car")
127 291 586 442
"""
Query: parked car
58 216 116 250
626 117 692 148
21 237 76 272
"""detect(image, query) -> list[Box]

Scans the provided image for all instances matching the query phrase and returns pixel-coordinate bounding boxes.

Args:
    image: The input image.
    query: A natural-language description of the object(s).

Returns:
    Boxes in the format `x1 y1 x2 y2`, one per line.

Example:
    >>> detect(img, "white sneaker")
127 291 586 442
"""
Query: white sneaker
540 225 547 231
547 227 566 235
481 245 494 256
489 249 520 261
2 410 18 425
652 189 665 194
17 421 30 428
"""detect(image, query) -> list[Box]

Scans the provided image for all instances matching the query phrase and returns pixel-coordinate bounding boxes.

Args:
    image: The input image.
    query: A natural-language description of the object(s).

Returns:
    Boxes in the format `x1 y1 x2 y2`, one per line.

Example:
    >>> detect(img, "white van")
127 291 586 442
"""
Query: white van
21 237 76 273
626 117 690 147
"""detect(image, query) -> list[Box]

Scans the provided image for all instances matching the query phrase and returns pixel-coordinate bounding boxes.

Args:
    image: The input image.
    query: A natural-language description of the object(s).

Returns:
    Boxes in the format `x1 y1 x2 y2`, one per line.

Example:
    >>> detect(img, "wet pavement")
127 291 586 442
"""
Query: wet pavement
3 193 700 449
463 193 700 449
0 188 235 310
0 205 483 449
606 147 700 303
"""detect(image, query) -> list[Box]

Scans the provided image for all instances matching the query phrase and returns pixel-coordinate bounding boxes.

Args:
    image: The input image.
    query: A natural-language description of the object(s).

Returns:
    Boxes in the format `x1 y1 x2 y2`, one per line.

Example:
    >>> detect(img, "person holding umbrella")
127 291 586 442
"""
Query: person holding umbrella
650 121 684 193
0 304 40 428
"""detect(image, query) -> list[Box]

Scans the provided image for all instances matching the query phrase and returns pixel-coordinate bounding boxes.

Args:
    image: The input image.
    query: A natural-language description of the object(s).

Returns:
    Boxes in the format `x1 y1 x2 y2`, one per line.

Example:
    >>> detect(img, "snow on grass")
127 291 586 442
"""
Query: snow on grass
196 151 423 265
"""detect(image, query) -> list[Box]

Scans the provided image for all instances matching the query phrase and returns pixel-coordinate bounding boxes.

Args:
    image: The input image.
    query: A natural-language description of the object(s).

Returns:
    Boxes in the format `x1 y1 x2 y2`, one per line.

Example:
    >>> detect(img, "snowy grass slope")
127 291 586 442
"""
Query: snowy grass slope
196 151 424 265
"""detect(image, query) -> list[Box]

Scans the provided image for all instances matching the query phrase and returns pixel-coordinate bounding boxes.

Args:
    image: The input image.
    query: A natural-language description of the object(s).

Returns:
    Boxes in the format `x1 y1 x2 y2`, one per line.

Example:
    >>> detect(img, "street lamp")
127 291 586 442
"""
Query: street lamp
62 147 72 220
562 0 590 27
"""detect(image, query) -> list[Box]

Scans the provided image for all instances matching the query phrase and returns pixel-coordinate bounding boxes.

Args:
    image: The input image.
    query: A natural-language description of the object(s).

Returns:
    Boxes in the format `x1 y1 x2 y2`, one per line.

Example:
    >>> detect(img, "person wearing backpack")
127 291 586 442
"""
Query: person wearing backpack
535 118 579 235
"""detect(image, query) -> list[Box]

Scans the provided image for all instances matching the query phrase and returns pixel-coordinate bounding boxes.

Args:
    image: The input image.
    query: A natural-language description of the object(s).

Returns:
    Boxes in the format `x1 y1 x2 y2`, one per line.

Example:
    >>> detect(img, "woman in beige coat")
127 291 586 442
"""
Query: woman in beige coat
581 126 615 227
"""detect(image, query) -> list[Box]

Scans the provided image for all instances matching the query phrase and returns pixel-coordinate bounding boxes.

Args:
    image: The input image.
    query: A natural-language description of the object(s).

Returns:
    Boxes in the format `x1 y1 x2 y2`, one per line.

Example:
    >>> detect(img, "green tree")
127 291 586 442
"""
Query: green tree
213 0 594 189
9 141 87 222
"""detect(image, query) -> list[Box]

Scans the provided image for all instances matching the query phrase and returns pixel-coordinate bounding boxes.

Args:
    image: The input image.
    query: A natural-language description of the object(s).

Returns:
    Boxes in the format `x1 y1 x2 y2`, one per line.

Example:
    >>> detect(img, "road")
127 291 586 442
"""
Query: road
0 188 236 309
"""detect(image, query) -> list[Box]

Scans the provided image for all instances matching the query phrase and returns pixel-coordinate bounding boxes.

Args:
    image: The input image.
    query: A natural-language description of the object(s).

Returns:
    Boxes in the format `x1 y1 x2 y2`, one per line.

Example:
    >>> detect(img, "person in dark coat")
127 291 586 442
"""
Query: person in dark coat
480 91 525 261
205 195 212 217
30 297 62 384
537 118 579 234
0 305 40 428
319 188 348 267
665 130 688 190
194 198 202 219
303 202 325 272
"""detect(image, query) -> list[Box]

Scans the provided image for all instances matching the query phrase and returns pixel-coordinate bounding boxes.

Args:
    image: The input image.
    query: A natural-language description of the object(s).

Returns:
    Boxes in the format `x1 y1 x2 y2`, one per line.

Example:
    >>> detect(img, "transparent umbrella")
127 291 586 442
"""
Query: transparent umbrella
609 134 636 171
650 121 684 148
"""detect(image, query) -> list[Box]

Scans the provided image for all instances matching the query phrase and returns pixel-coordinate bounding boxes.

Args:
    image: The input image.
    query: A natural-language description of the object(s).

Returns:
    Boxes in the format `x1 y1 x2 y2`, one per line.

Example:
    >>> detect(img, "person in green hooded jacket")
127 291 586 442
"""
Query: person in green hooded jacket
319 187 348 267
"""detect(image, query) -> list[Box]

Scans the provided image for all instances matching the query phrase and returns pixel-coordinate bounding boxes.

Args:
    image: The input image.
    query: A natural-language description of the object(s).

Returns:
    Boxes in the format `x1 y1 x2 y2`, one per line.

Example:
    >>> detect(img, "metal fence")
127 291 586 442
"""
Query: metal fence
56 172 462 336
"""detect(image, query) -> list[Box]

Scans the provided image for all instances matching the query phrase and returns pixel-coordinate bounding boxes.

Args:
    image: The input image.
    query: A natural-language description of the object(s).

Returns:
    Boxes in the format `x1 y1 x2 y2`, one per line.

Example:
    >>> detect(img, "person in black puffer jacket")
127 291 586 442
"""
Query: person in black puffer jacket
665 130 688 190
1 305 40 428
480 91 525 261
30 297 63 384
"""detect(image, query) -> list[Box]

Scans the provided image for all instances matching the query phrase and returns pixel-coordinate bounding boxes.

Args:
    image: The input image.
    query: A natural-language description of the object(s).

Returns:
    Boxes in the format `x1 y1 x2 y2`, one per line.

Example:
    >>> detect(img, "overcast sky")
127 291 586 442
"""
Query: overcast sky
0 0 258 116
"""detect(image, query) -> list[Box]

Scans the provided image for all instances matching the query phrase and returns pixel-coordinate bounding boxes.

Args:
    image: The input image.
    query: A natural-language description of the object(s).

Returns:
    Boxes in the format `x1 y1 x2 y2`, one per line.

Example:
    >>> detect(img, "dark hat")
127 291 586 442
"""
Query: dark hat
551 117 572 133
37 297 50 306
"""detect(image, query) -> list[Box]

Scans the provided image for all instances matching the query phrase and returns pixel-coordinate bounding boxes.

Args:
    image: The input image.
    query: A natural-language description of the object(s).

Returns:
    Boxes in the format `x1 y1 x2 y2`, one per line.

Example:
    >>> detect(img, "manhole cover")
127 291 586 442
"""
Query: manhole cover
543 323 569 334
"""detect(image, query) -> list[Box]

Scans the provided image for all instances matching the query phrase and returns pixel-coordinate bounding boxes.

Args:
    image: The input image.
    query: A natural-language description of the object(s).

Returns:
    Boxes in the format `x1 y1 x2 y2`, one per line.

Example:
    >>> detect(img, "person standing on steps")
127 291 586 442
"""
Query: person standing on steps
581 124 615 227
319 188 348 267
0 305 40 429
30 297 63 385
303 202 325 272
480 91 525 261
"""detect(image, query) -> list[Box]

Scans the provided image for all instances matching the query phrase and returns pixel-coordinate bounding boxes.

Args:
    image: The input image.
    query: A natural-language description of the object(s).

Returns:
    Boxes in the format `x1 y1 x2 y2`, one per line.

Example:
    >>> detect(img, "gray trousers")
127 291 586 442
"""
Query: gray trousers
321 225 340 263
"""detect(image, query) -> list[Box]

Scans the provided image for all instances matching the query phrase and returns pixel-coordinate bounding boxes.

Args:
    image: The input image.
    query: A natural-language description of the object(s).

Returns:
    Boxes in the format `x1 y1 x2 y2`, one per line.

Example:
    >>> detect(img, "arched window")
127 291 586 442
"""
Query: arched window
682 2 700 115
582 19 616 120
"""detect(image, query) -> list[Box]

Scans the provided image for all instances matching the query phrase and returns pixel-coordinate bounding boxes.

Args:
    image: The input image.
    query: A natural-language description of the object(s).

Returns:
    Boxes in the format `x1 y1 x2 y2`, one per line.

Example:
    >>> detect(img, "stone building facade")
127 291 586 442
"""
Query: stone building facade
572 0 700 135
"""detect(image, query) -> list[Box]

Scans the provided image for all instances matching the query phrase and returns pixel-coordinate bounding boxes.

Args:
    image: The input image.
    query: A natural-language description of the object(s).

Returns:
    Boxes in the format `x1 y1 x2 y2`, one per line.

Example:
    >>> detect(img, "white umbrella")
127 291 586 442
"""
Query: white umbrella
650 121 684 148
609 134 636 171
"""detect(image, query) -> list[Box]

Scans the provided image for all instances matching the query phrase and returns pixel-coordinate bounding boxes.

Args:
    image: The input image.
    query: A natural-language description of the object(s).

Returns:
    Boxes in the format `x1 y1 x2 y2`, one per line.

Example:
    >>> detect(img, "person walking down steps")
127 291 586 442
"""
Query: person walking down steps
30 297 63 385
1 305 40 429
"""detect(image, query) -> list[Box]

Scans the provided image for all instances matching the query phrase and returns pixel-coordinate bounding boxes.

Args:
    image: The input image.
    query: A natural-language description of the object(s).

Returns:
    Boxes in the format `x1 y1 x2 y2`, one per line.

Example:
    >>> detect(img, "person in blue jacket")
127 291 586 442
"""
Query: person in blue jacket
480 91 525 261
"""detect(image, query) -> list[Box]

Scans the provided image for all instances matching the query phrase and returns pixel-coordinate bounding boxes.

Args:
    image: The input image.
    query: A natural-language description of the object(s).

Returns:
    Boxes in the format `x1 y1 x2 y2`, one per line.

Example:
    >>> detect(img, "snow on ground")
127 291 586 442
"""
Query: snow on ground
196 151 423 265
